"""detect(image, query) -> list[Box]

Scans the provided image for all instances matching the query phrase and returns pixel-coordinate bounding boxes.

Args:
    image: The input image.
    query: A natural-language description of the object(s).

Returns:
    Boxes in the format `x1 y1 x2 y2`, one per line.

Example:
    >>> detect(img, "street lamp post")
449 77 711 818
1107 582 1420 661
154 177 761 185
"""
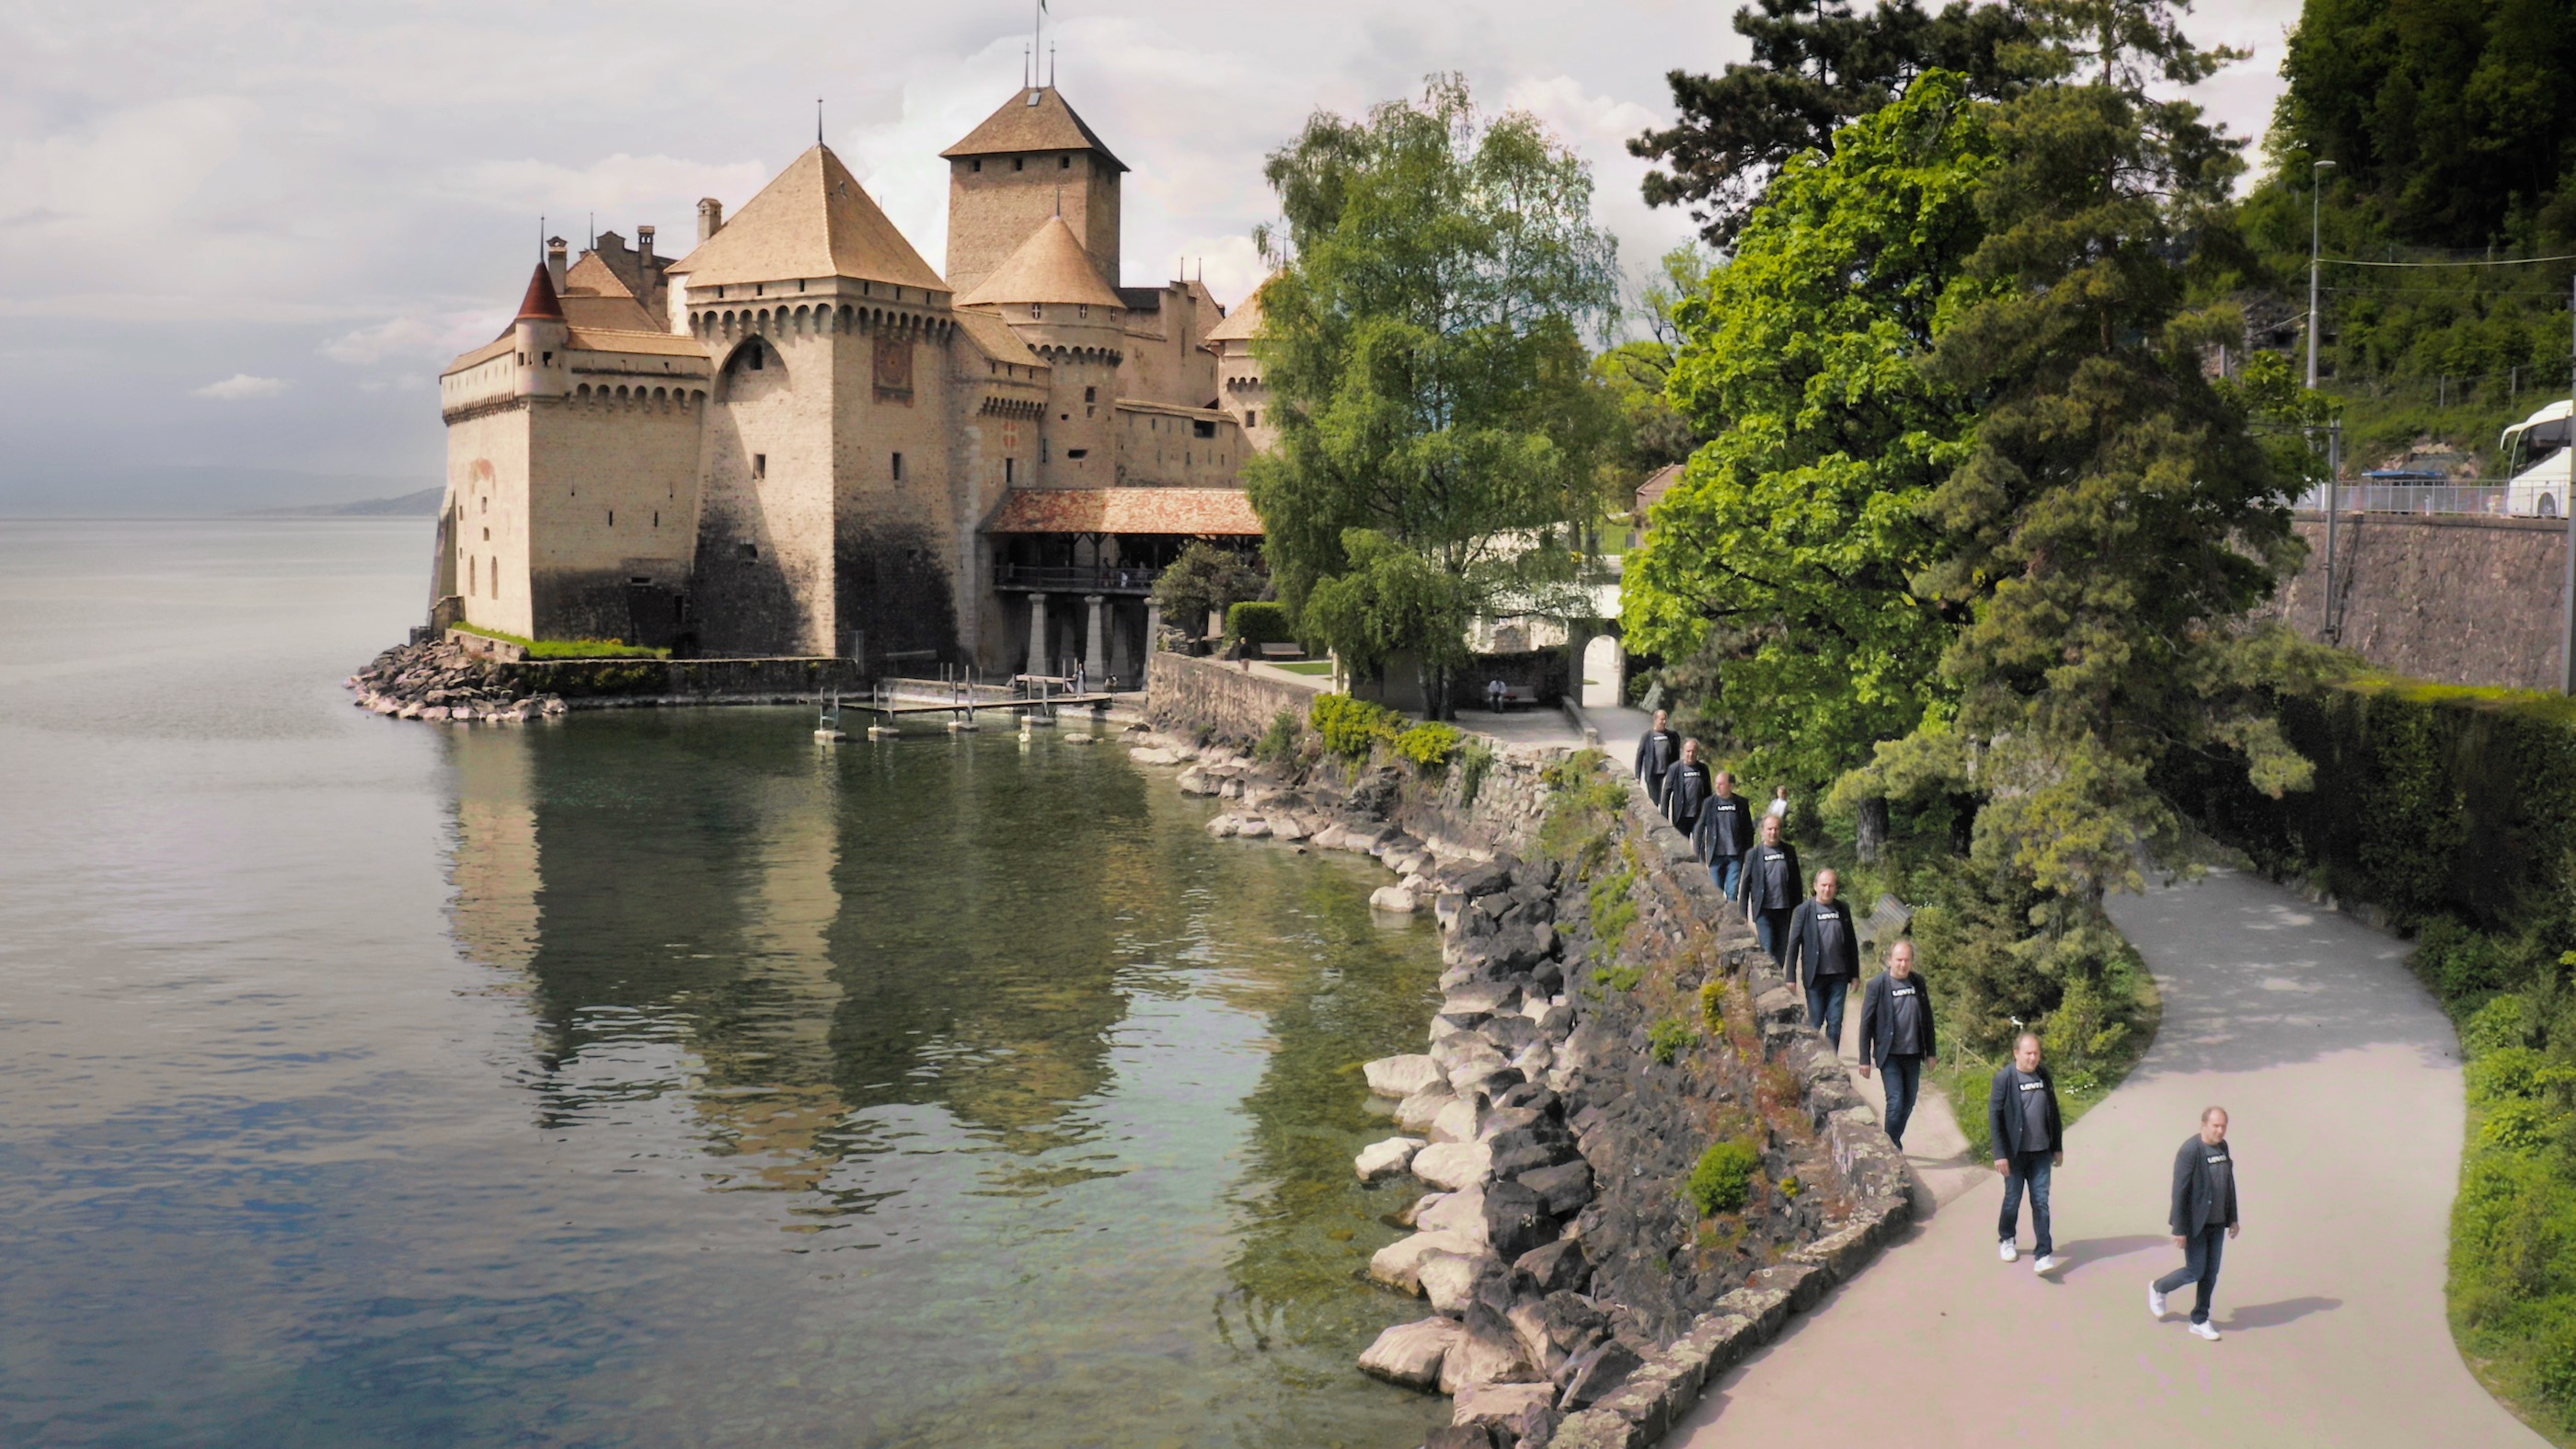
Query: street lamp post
2311 159 2340 643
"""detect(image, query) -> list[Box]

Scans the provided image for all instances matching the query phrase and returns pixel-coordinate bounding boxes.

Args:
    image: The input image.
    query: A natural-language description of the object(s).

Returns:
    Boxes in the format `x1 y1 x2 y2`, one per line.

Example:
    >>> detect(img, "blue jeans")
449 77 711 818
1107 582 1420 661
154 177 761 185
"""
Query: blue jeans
1754 908 1793 964
1709 855 1743 899
2156 1225 2227 1323
1804 977 1848 1050
1878 1054 1923 1148
1999 1149 2053 1257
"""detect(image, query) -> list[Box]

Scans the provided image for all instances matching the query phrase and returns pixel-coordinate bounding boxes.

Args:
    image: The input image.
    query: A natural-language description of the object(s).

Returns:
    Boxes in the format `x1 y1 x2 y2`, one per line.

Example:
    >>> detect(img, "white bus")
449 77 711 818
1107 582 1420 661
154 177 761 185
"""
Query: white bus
2501 399 2573 517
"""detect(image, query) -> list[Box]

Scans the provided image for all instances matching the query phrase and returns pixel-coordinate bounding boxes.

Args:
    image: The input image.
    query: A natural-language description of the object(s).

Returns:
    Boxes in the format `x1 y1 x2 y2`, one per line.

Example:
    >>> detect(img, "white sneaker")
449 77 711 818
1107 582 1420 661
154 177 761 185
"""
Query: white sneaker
1998 1239 2018 1263
2031 1254 2063 1276
2148 1283 2168 1318
2189 1320 2221 1341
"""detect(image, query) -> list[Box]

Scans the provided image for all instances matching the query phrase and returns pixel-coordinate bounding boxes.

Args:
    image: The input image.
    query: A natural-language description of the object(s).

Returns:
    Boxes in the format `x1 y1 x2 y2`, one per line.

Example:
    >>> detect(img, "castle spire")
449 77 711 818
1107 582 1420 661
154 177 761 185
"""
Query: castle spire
515 260 566 321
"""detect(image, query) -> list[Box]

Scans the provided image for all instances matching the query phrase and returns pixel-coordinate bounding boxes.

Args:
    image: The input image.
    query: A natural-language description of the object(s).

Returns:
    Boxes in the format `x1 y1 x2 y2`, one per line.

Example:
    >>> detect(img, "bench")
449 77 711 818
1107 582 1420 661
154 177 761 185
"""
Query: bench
1257 642 1305 661
1485 684 1540 711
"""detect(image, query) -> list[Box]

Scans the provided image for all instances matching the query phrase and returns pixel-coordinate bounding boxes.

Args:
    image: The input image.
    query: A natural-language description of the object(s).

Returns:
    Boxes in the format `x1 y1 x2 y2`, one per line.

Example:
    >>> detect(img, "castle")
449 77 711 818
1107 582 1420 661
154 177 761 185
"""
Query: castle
433 85 1276 682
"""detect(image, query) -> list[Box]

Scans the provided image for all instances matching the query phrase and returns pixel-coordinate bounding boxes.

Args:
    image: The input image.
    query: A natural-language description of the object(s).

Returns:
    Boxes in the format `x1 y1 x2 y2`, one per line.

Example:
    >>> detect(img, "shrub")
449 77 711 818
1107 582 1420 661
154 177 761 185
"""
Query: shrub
2467 995 2540 1056
1587 864 1639 948
1649 1017 1695 1065
1685 1139 1761 1215
1310 694 1401 761
1699 978 1731 1034
1394 721 1465 772
1255 708 1304 765
1225 600 1294 649
1601 963 1644 993
1458 738 1498 803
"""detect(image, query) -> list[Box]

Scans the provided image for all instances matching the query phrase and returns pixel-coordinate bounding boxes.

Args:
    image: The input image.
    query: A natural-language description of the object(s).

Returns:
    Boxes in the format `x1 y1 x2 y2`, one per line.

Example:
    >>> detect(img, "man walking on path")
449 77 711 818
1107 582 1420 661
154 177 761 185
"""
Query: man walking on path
1782 869 1859 1050
2154 1107 2242 1341
1989 1032 2064 1275
1635 711 1679 808
1856 939 1936 1148
1734 814 1803 964
1693 770 1755 897
1662 740 1713 836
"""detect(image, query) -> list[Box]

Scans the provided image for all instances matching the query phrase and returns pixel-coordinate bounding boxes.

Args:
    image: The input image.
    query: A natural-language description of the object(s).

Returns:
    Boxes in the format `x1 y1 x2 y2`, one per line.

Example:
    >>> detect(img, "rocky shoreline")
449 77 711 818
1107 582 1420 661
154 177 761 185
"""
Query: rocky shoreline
343 638 869 721
1128 728 1915 1449
344 639 568 722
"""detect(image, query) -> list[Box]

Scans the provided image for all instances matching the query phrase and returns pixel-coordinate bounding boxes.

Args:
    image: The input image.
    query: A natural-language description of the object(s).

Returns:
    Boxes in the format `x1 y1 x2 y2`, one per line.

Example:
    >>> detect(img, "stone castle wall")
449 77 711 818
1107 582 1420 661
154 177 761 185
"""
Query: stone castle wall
2267 511 2571 691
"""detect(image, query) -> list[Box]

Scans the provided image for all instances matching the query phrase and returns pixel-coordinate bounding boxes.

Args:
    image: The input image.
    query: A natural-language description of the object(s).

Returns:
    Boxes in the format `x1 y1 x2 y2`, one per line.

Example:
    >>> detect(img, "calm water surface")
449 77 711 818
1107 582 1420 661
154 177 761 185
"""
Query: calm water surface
0 521 1447 1447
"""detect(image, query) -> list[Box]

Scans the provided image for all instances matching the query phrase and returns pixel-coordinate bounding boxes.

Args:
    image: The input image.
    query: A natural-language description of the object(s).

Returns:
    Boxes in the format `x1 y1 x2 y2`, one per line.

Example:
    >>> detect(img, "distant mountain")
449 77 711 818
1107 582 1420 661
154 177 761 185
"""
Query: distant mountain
0 466 435 518
245 488 443 517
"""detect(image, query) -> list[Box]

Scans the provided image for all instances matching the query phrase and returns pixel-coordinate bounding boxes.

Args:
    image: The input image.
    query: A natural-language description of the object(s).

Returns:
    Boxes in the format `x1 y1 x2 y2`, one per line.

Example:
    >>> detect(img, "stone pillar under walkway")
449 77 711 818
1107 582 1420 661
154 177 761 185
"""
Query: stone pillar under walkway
1083 594 1107 684
1025 593 1049 679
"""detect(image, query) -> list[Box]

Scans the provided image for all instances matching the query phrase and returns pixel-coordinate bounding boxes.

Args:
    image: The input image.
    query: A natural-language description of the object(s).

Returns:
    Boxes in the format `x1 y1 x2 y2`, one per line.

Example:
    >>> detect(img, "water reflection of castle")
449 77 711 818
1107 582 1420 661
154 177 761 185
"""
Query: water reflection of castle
443 722 1168 1190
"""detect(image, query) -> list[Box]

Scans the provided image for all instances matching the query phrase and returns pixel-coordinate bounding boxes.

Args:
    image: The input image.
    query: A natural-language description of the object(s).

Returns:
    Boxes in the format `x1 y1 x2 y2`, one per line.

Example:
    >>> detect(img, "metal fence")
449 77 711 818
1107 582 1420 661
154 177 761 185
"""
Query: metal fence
994 564 1164 593
2293 483 2520 516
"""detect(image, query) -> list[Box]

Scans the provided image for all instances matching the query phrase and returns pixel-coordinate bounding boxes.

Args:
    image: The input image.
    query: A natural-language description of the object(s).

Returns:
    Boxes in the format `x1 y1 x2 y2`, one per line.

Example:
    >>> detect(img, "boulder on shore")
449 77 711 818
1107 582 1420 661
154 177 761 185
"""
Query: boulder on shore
1368 1229 1483 1294
1369 885 1420 913
1354 1136 1425 1183
1357 1317 1462 1390
1412 1140 1493 1192
1363 1054 1445 1098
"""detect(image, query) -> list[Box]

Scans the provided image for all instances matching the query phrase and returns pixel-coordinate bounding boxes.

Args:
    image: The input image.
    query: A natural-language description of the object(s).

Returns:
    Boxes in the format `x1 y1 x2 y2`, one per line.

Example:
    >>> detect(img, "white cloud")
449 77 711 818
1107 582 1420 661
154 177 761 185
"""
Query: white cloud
193 374 288 400
320 312 504 367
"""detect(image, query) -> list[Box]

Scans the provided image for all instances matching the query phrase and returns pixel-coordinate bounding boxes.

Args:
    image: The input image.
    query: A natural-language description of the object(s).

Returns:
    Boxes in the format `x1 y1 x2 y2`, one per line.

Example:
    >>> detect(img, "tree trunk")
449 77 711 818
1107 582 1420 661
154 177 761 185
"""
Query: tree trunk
1857 795 1891 864
1947 791 1980 857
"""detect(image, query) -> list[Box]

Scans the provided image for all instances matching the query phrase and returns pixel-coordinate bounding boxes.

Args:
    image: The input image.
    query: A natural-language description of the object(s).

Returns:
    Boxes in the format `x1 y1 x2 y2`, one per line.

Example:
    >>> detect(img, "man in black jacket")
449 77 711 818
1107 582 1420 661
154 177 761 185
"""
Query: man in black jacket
1733 814 1802 963
1987 1032 2064 1275
1856 939 1937 1148
1781 870 1859 1049
2152 1107 2242 1340
1634 710 1679 808
1661 739 1714 836
1693 770 1755 898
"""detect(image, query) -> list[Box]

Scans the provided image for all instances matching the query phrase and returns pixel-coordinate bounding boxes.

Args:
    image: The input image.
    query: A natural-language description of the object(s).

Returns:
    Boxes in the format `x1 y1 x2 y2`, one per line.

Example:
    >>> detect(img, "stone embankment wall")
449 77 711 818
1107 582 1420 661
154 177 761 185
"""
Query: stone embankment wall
1146 650 1319 745
2266 511 2570 690
347 638 864 721
1142 665 1915 1449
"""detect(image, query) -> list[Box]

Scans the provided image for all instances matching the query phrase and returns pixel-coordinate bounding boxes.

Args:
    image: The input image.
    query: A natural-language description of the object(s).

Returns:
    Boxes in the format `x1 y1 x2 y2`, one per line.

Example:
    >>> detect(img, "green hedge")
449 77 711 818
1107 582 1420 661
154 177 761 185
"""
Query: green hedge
2184 675 2576 1437
1225 601 1294 649
1310 694 1402 761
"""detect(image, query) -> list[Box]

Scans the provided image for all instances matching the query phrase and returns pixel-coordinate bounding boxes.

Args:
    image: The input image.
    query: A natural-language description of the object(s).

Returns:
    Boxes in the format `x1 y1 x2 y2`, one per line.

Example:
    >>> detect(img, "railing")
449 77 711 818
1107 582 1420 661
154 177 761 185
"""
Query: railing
994 564 1163 593
2293 482 2538 517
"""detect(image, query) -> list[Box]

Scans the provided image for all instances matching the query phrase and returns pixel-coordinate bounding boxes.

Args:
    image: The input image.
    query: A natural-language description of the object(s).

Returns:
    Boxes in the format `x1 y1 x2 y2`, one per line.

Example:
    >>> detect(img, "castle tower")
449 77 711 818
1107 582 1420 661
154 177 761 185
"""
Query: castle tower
940 86 1126 299
959 213 1125 489
1202 278 1275 454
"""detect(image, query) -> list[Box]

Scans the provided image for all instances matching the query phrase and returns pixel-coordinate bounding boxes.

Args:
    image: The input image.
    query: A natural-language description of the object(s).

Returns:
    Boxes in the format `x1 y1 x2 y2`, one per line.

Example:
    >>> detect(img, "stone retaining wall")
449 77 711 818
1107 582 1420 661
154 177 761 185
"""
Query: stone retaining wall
1135 665 1916 1449
1145 649 1321 746
2266 510 2570 690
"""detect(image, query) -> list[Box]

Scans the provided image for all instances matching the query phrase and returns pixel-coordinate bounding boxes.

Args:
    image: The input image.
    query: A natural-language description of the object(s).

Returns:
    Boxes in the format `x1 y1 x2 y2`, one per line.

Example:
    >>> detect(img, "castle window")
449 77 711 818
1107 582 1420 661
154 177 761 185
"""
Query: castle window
491 560 500 599
972 159 983 172
1077 305 1088 319
753 453 767 478
652 511 660 528
607 510 615 526
482 527 490 542
1030 303 1043 320
749 349 763 370
798 280 806 293
1013 157 1024 172
1041 439 1052 463
1060 155 1070 169
1246 410 1258 428
480 495 489 513
1006 458 1016 483
541 351 553 365
1066 448 1087 460
1193 419 1217 438
629 576 650 585
1084 386 1096 403
740 542 759 560
891 452 904 481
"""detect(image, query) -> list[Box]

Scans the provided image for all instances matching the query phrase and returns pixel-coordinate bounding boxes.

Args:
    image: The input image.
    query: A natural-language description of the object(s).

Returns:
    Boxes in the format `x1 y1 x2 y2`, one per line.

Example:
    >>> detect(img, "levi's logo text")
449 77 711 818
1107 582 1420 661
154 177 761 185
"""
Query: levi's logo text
2019 1082 2045 1092
1893 987 1915 997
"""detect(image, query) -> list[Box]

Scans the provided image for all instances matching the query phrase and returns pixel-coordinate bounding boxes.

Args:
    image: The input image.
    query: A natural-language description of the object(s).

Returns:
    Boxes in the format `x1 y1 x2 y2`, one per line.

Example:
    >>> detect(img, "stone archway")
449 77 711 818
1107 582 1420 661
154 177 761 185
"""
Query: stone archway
1581 634 1625 707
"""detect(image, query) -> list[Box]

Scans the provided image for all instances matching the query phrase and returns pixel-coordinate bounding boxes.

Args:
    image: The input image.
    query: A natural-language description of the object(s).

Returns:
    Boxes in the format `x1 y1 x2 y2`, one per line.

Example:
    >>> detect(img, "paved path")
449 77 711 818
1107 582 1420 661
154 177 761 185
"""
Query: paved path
1666 868 2538 1446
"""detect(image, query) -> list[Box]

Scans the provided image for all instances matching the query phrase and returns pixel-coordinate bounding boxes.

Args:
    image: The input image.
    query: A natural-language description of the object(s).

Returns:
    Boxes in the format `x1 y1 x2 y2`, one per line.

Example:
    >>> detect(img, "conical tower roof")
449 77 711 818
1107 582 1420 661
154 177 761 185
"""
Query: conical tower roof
956 214 1125 310
1202 277 1272 343
669 144 948 293
942 86 1127 173
515 261 565 321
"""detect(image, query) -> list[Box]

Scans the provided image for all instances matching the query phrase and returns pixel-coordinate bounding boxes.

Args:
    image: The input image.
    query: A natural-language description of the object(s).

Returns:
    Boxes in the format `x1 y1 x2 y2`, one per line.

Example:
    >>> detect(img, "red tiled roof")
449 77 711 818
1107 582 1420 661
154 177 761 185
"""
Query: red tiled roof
983 487 1262 535
516 262 565 321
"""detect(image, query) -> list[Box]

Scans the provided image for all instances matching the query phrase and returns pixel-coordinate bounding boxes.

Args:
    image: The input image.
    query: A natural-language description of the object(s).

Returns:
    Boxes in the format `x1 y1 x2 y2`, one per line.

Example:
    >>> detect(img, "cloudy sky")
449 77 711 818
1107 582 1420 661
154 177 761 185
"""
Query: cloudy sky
0 0 2302 513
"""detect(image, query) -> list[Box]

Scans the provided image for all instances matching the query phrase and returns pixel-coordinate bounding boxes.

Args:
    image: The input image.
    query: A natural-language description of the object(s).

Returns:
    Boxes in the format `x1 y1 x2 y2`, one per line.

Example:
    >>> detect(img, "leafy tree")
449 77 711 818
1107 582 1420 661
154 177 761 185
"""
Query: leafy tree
1629 0 2039 244
1855 0 2317 906
1593 245 1716 481
1149 541 1266 639
1248 75 1620 718
1622 71 1998 787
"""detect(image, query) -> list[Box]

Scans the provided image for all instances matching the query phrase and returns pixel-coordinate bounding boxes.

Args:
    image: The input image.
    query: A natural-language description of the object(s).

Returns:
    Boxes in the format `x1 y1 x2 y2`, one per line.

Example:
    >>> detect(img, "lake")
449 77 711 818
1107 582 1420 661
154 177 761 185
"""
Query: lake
0 520 1447 1448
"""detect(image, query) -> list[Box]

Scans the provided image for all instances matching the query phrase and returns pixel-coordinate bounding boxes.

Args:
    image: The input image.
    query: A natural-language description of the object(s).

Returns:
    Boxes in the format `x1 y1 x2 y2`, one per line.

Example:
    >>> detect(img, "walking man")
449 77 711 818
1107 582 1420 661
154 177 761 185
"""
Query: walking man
1782 869 1859 1050
1634 710 1680 809
2153 1107 2241 1340
1734 814 1803 964
1856 940 1937 1148
1988 1032 2064 1275
1662 739 1714 837
1693 770 1755 897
